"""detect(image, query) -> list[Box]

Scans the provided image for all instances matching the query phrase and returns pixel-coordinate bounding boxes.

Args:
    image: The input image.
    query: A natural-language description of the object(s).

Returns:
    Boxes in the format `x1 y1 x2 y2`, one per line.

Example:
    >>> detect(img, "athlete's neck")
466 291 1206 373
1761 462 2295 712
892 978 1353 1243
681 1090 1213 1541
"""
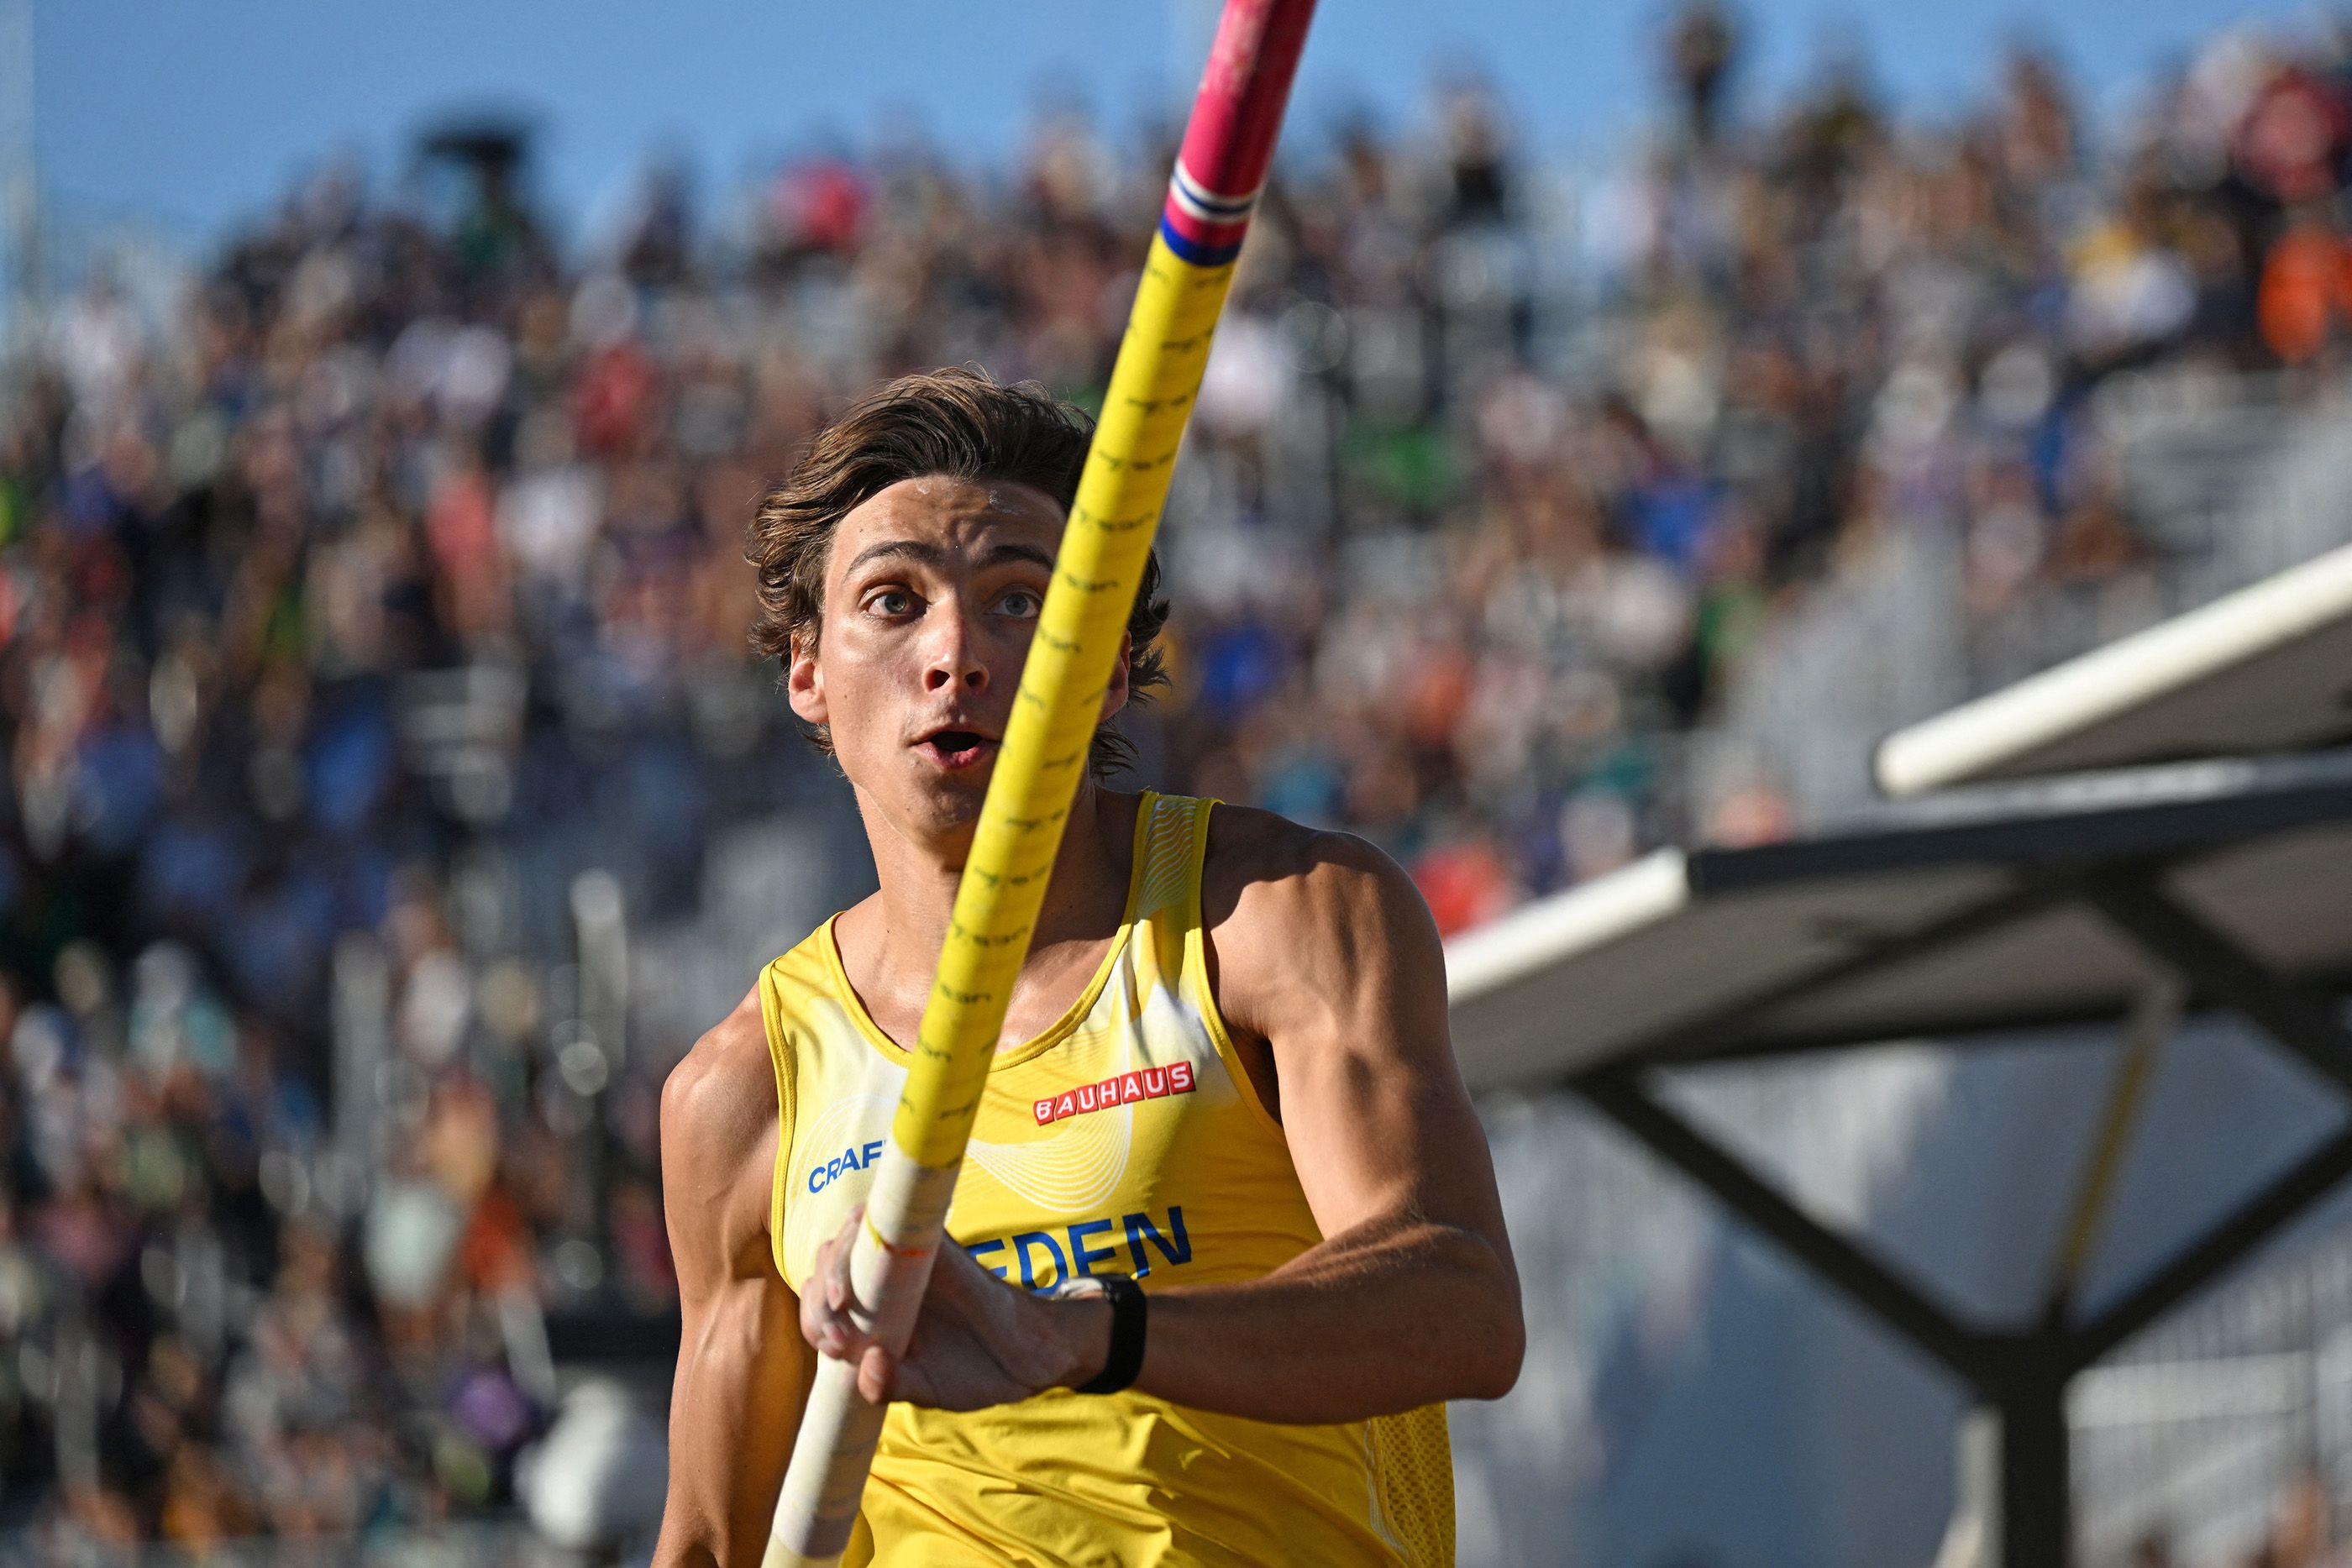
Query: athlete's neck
840 779 1141 1041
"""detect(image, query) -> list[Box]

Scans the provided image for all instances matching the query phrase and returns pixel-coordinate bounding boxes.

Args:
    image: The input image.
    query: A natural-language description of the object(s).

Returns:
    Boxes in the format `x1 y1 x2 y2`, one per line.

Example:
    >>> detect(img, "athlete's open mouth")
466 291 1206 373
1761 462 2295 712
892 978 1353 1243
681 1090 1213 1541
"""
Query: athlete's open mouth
916 728 997 770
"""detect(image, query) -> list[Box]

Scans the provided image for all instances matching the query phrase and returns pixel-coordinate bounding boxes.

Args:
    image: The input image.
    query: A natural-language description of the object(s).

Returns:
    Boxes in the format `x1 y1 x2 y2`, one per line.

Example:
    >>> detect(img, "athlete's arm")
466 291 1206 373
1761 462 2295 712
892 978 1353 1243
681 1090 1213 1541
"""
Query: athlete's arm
1123 809 1523 1420
652 989 811 1567
803 809 1523 1424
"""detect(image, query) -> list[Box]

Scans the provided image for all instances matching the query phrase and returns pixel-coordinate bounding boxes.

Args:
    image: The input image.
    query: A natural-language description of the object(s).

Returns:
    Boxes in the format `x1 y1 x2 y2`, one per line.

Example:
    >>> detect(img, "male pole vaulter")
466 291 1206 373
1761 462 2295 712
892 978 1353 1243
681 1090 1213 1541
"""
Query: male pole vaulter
654 20 1519 1568
654 369 1522 1565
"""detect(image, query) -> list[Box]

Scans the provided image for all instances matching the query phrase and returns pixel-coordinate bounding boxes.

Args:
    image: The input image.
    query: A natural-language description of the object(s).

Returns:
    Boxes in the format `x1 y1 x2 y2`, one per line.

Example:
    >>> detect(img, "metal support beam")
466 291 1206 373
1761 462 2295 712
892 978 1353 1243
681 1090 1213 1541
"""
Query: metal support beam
2040 978 2181 1329
1579 1067 1998 1387
1991 1371 2073 1568
2082 873 2352 1095
2069 1120 2352 1370
2064 871 2352 1368
1515 831 2352 1568
1582 1068 2082 1563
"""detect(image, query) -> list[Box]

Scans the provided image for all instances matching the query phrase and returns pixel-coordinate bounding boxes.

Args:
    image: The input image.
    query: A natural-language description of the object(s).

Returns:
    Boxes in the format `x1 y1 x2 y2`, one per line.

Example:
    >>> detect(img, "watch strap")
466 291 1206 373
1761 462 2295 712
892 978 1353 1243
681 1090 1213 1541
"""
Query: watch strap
1073 1272 1148 1395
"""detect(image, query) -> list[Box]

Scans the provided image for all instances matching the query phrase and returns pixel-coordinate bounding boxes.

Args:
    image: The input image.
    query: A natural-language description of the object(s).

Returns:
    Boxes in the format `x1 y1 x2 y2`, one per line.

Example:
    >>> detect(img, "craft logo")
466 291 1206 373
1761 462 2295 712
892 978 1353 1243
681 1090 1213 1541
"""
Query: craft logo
1034 1061 1196 1126
806 1139 887 1195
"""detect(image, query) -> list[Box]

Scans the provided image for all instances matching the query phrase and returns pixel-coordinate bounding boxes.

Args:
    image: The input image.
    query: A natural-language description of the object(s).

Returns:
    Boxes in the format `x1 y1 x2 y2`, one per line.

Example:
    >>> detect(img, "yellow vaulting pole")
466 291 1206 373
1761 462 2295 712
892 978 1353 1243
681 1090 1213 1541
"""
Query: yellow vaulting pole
764 4 1319 1562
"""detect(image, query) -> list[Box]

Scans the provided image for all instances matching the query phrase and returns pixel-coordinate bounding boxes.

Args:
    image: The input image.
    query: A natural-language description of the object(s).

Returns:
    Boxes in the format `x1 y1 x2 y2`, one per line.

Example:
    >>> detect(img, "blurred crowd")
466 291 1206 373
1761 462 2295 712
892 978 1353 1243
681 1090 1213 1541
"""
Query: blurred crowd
6 5 2352 1555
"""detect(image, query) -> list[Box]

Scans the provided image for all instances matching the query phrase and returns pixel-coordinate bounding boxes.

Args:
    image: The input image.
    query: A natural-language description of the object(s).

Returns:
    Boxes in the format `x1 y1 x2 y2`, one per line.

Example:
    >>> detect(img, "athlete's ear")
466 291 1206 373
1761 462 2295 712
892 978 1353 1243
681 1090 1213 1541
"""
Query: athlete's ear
1097 632 1131 726
787 632 828 727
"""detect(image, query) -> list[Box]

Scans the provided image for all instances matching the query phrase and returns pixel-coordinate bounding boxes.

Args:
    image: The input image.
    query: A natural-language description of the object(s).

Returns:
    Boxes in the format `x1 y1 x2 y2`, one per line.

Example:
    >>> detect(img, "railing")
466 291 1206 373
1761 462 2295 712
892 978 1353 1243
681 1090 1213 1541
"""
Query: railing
2072 1228 2352 1566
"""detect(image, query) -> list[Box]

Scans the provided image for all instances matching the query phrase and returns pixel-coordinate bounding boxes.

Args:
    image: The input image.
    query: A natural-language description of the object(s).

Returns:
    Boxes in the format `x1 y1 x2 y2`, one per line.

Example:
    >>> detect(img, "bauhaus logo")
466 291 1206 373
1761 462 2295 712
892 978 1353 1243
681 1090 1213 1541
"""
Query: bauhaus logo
1034 1061 1196 1126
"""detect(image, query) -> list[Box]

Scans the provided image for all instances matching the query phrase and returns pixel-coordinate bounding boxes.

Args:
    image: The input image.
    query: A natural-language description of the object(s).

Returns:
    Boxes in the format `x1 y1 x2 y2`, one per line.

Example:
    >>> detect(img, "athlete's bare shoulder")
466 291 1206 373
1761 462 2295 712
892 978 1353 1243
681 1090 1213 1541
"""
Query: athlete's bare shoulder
1201 802 1425 931
1200 803 1443 1041
660 984 782 1276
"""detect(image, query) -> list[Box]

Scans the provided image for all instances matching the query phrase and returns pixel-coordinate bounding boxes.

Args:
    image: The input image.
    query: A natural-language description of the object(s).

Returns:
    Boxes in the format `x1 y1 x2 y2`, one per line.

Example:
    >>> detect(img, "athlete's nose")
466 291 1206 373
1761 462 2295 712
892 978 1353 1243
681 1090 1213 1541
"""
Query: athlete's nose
921 600 989 695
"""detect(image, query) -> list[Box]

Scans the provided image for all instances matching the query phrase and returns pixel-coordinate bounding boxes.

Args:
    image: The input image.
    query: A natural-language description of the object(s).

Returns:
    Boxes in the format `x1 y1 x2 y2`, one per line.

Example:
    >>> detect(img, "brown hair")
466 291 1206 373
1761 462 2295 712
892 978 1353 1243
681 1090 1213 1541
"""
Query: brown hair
748 367 1169 774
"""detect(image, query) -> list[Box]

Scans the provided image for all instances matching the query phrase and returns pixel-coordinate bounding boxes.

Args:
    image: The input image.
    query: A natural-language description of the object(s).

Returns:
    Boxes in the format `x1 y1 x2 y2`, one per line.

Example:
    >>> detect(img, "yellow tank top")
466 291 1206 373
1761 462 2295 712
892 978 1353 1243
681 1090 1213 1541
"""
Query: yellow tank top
758 792 1454 1567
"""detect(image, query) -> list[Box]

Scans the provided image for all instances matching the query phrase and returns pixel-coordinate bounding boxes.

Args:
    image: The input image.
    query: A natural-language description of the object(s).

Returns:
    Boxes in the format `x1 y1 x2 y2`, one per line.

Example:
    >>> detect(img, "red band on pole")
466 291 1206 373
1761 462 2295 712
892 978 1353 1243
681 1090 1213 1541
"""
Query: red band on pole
1175 0 1316 202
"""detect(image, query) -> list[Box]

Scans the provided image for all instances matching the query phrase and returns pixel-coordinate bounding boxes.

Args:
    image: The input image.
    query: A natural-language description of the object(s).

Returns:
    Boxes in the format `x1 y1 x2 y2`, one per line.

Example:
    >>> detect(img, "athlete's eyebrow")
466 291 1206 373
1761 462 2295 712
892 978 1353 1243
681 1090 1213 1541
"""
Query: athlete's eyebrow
979 542 1056 572
841 538 1054 577
841 538 948 578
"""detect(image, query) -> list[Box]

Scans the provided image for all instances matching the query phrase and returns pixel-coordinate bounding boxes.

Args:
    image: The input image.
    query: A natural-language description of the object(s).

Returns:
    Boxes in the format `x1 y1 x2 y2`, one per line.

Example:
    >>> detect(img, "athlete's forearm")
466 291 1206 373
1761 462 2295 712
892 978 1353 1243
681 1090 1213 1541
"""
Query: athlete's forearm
1055 1209 1523 1424
656 1012 811 1566
653 1272 808 1565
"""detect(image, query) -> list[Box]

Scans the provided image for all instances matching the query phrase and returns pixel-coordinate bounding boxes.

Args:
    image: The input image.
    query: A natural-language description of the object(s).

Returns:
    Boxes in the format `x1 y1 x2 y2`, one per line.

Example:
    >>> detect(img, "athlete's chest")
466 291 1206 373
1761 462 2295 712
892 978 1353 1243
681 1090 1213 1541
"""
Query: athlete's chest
773 952 1283 1294
846 936 1124 1063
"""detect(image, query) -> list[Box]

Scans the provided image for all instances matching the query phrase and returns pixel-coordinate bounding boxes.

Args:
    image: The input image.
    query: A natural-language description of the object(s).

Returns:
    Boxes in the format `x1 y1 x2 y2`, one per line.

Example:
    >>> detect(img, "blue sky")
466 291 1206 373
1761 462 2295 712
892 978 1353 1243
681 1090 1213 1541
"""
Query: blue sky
32 0 2333 248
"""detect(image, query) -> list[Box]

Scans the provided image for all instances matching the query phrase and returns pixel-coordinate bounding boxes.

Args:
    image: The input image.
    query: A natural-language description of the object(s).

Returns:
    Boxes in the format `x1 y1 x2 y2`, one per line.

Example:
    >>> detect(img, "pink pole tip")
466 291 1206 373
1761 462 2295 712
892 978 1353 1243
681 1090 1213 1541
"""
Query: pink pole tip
1175 0 1318 204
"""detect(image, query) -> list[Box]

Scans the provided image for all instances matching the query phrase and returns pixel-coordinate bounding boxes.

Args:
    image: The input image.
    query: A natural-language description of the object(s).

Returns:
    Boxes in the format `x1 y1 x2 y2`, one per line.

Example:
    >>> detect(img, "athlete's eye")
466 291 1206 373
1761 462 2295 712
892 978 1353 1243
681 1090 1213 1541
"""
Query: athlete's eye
867 589 916 618
997 588 1042 620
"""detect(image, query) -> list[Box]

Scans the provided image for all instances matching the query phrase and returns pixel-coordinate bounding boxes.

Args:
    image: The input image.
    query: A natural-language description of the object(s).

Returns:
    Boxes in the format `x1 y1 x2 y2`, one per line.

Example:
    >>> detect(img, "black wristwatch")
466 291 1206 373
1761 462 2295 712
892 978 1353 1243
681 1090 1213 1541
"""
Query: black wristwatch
1063 1272 1149 1395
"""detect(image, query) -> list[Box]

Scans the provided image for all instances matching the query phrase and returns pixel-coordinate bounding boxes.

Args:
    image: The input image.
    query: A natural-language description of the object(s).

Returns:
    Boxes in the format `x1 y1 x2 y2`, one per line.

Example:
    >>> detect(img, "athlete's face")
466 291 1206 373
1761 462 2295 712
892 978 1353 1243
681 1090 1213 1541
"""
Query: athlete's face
788 475 1128 846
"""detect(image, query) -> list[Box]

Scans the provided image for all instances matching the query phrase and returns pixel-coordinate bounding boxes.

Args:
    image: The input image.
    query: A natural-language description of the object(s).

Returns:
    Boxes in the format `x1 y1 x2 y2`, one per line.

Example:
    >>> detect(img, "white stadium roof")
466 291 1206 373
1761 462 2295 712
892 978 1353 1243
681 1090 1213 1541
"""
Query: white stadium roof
1873 541 2352 796
1446 751 2352 1094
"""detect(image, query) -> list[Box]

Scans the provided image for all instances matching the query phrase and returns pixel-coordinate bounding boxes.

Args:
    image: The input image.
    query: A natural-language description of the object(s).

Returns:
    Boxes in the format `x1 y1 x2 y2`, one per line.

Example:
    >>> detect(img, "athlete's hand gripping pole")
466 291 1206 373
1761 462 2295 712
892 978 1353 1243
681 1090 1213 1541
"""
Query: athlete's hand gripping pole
761 4 1318 1563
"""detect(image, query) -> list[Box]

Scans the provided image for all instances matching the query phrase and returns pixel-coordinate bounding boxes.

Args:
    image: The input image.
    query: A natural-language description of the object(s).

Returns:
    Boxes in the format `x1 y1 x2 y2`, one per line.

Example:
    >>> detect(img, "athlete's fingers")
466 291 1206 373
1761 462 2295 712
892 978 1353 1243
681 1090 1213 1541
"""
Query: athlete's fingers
801 1231 837 1345
808 1281 853 1358
828 1204 861 1306
856 1343 895 1404
800 1245 842 1355
801 1206 871 1360
827 1204 864 1321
